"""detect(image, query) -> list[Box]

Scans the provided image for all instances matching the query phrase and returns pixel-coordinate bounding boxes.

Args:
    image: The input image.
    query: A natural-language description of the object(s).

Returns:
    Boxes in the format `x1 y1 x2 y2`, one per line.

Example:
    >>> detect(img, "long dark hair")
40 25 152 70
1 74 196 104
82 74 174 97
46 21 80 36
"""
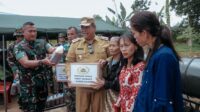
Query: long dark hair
130 11 181 62
120 32 144 67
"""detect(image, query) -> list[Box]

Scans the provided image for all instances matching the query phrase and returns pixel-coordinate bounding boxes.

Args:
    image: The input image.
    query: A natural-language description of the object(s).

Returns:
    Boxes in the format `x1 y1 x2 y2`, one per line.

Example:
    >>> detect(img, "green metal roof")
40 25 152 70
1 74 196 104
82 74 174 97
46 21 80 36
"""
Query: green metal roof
0 14 124 34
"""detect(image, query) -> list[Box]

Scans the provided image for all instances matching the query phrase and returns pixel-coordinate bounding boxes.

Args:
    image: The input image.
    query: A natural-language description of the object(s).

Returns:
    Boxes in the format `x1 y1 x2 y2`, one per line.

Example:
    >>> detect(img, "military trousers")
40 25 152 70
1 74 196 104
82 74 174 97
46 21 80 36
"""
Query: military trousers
65 88 76 112
76 87 105 112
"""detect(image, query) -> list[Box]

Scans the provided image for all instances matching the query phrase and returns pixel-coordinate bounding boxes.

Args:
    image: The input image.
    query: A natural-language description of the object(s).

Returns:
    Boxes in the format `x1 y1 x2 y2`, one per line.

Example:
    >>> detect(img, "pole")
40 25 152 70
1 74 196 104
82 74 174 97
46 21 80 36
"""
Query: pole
3 34 7 112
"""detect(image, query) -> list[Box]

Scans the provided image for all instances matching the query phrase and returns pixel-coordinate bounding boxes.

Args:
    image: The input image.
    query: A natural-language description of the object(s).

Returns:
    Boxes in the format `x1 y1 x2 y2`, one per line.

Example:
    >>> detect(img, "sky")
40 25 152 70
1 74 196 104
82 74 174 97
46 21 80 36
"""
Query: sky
0 0 182 26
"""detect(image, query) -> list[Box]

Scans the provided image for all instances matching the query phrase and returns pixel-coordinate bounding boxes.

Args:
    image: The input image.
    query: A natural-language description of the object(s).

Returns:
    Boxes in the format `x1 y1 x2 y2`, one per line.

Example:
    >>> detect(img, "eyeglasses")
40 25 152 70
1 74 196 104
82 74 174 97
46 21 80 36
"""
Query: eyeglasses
87 43 94 54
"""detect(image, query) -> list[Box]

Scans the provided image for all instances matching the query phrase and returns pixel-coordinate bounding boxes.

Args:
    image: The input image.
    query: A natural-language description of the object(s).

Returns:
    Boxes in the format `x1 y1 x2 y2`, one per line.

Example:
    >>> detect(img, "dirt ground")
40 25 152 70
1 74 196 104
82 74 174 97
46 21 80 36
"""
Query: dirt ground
0 96 67 112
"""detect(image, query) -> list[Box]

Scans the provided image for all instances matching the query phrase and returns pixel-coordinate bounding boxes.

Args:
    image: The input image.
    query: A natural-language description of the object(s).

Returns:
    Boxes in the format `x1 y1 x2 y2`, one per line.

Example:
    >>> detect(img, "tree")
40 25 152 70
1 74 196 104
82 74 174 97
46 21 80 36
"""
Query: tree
106 0 151 28
107 2 133 28
131 0 151 12
171 19 187 40
153 0 170 26
154 6 165 25
165 0 170 27
170 0 200 29
93 15 104 20
177 26 200 45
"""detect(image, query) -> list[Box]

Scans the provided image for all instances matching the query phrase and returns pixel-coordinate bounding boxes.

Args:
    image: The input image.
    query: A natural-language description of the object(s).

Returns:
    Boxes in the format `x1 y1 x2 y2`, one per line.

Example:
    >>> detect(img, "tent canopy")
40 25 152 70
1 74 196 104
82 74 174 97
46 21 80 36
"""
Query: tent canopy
0 14 125 34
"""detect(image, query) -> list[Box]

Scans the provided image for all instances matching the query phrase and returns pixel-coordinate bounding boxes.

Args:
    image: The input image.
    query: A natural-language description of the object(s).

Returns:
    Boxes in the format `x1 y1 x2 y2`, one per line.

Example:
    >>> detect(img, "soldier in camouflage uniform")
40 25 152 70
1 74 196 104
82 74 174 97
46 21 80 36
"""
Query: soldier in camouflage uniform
14 22 55 112
55 33 70 63
55 33 70 93
38 36 55 94
7 28 23 95
64 26 79 112
7 28 23 78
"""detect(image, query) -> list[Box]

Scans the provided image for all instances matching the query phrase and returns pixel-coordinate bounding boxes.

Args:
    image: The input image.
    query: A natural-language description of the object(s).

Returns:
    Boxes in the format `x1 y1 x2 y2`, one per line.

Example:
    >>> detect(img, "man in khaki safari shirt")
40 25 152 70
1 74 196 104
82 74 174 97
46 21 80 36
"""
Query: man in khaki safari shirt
66 17 109 112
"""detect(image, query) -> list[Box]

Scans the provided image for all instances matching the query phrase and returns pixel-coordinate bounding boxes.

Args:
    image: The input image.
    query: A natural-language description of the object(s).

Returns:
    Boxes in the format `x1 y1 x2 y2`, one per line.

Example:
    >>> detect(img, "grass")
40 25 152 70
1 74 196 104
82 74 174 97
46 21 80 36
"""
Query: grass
175 42 200 57
0 66 4 80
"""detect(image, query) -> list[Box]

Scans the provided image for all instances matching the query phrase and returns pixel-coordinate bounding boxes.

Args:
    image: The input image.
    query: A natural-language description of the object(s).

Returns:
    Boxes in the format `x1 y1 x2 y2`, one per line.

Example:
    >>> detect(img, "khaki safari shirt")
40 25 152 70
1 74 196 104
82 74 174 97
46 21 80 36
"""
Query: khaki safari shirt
66 35 109 79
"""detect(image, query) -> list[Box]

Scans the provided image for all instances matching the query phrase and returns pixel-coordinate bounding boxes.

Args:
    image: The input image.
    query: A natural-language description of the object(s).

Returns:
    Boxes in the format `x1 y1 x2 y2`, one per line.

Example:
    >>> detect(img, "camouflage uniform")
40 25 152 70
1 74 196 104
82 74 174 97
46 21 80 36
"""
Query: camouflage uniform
7 41 21 95
7 29 23 77
14 39 53 112
46 65 54 94
42 42 54 94
64 88 76 112
7 41 20 76
55 42 70 93
60 42 75 112
55 42 70 63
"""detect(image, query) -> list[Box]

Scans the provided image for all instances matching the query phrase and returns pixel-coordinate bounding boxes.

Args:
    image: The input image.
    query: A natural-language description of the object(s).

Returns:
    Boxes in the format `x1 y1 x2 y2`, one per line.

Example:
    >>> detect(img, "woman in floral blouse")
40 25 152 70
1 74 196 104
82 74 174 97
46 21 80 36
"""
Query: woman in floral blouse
113 32 145 112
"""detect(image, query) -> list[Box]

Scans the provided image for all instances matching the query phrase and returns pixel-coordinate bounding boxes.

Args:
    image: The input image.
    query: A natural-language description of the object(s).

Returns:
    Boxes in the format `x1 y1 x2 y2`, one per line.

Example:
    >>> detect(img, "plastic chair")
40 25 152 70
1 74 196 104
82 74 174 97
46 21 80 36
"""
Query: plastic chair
0 82 12 103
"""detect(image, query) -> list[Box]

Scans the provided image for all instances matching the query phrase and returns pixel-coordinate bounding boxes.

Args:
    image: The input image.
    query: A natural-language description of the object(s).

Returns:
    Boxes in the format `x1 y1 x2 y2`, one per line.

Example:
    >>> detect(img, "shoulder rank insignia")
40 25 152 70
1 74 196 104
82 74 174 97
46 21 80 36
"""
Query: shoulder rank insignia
72 38 81 43
98 36 109 41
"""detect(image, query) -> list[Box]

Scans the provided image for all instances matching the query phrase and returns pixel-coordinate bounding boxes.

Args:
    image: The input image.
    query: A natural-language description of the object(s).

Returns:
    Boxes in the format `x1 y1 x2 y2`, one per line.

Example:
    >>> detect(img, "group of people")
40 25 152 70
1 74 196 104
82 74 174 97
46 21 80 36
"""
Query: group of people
7 22 78 111
6 11 183 112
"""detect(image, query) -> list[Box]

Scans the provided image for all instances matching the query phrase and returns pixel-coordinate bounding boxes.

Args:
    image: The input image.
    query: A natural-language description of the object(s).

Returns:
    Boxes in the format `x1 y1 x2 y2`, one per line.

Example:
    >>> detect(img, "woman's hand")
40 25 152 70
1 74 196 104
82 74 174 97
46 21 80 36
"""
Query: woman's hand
113 103 120 112
98 59 107 69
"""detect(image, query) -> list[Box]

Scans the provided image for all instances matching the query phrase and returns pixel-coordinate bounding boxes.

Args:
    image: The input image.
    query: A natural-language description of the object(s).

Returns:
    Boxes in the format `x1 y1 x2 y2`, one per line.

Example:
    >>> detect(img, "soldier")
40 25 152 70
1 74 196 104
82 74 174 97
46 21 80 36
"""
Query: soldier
7 28 23 95
64 26 79 112
7 28 23 77
14 22 55 112
55 33 70 63
66 17 109 112
67 26 79 44
38 36 55 94
55 33 70 93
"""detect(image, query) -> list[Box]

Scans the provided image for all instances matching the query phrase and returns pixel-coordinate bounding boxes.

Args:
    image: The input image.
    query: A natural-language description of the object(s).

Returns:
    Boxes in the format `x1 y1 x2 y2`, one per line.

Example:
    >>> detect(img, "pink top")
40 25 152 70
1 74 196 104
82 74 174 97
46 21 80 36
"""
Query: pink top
114 62 145 112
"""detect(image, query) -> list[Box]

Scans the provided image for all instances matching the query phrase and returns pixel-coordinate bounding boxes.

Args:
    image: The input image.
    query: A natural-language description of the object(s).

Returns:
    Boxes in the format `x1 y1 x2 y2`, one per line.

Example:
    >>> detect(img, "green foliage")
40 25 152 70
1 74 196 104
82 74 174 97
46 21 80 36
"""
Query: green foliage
171 23 184 40
120 2 126 20
153 0 171 26
105 15 118 27
107 2 130 28
170 0 200 16
131 0 151 12
108 8 116 15
171 18 200 44
170 0 200 29
175 42 200 52
106 0 150 28
165 0 170 27
93 15 103 20
154 6 165 25
93 14 119 27
170 0 200 44
176 26 200 44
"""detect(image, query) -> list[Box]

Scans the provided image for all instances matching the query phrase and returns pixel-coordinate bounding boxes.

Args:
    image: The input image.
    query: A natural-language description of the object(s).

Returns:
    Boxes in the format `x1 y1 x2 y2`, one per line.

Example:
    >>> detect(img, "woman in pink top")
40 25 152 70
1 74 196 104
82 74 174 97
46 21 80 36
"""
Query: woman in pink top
113 32 145 112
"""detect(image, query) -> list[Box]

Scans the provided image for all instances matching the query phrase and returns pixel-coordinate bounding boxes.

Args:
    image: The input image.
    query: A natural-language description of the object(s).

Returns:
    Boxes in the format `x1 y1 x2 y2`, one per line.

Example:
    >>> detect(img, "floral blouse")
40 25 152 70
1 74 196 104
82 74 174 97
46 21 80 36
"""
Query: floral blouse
114 62 145 112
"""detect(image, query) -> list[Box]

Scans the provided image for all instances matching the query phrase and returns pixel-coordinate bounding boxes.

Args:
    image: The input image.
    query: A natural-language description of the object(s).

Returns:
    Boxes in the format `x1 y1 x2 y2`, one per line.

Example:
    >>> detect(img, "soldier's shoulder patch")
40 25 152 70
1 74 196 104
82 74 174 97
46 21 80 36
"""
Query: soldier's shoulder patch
72 38 82 43
98 36 109 41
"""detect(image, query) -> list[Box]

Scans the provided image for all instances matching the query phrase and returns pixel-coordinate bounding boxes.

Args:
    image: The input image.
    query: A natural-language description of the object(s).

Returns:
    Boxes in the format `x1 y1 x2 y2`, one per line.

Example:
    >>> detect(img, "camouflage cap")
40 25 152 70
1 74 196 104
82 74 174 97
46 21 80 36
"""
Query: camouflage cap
58 33 66 38
13 28 23 37
80 17 95 26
